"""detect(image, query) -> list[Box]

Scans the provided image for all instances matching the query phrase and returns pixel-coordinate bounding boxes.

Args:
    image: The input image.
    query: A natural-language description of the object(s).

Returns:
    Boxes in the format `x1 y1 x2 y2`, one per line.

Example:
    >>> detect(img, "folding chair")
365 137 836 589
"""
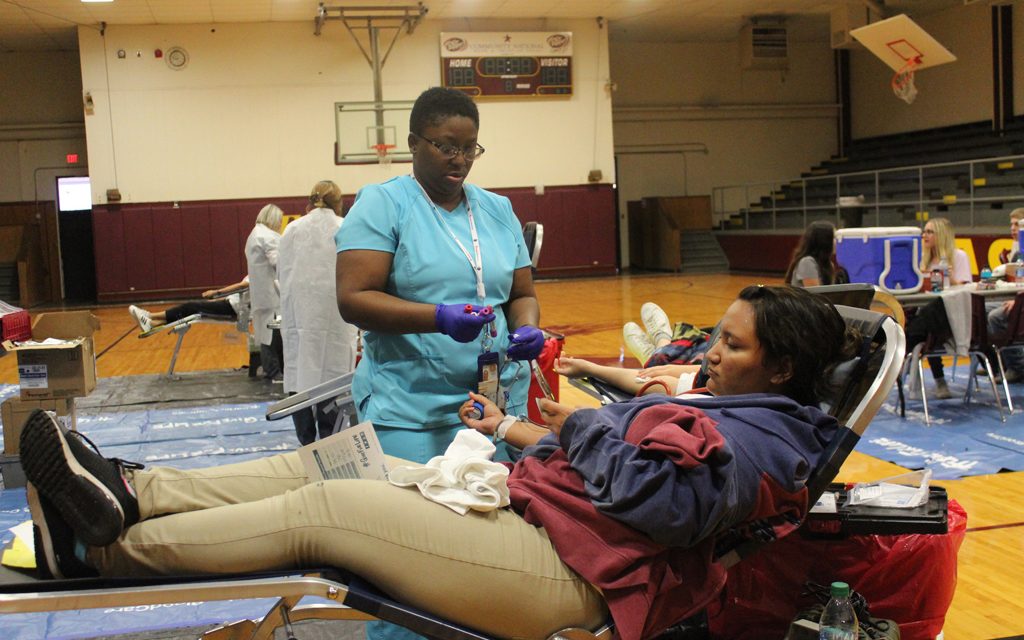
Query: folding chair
0 307 904 640
989 291 1024 414
899 293 1006 425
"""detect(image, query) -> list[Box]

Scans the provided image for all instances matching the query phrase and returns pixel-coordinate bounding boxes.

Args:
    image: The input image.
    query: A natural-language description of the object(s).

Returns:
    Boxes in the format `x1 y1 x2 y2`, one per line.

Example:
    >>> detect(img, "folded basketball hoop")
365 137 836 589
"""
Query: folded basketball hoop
373 143 396 167
850 14 956 105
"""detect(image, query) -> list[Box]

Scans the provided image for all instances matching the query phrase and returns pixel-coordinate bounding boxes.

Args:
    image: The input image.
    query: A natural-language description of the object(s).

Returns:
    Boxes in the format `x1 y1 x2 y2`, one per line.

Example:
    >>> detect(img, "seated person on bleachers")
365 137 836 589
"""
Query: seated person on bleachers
986 208 1024 383
128 278 248 334
22 285 857 640
623 302 712 367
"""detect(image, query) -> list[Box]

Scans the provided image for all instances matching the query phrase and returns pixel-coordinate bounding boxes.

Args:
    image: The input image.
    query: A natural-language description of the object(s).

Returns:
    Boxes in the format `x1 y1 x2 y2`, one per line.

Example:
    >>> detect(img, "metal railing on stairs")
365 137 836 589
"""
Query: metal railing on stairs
712 153 1024 231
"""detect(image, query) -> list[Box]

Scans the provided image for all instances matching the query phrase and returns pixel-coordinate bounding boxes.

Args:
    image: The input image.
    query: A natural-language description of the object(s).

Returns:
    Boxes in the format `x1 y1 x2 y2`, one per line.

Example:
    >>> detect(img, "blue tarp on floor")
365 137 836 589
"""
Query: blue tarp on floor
0 389 303 639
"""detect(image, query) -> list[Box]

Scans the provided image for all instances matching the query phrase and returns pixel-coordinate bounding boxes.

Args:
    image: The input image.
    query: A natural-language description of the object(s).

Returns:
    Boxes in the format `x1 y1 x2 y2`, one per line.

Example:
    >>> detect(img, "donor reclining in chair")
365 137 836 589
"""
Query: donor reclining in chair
19 286 859 640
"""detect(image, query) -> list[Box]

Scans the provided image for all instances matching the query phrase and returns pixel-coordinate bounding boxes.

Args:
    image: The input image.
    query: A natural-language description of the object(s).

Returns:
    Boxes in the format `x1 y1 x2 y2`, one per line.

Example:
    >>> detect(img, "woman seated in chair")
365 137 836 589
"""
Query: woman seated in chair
21 285 857 640
905 217 973 399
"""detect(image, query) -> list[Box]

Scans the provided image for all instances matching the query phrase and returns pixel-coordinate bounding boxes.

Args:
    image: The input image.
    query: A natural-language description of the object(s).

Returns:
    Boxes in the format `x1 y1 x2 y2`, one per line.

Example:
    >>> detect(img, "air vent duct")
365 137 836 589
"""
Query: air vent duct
740 18 788 70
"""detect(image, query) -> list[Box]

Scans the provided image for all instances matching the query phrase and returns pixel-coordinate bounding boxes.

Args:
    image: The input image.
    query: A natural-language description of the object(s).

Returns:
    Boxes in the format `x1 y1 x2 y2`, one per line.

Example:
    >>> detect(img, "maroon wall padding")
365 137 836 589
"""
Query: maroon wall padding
92 185 617 302
180 204 215 290
151 207 184 292
716 234 799 273
122 206 157 295
92 207 127 295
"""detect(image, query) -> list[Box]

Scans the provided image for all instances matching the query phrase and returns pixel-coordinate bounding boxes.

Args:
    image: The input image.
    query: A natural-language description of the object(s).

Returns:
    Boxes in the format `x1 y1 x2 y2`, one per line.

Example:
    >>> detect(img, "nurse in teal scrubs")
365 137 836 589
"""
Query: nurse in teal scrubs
336 86 544 463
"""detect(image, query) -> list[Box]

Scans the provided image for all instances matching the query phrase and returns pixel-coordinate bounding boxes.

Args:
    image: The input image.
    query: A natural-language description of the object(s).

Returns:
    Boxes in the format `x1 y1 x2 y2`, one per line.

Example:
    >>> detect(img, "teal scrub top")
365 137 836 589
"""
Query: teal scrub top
336 175 533 429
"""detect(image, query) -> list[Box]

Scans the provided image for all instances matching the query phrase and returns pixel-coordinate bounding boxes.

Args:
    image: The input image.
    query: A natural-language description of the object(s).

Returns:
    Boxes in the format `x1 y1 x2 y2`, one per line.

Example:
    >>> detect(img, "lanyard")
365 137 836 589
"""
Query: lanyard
413 176 486 301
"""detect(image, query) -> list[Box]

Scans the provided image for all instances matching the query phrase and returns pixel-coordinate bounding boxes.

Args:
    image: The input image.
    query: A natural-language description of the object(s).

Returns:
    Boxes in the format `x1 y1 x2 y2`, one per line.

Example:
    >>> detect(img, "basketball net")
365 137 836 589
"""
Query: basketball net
373 143 395 168
891 56 921 105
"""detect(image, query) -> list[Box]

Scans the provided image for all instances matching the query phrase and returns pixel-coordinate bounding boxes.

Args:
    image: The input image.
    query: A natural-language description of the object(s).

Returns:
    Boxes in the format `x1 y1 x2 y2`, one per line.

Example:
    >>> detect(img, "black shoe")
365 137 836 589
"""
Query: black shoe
27 483 98 579
20 409 143 546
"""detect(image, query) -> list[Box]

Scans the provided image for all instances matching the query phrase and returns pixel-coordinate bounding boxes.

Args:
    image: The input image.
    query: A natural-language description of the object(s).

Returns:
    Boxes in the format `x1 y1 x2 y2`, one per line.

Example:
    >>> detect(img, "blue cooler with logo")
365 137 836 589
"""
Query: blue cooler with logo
835 226 924 293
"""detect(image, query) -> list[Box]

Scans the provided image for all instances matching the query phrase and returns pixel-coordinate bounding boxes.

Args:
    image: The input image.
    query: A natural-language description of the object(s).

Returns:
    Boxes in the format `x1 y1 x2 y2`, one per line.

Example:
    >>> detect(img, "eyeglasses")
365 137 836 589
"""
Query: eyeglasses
411 132 485 161
922 229 936 235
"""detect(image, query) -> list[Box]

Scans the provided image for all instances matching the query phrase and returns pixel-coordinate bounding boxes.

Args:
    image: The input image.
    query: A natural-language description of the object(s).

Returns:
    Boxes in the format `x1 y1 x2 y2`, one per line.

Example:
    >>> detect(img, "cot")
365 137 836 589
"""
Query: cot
138 288 253 377
0 305 904 640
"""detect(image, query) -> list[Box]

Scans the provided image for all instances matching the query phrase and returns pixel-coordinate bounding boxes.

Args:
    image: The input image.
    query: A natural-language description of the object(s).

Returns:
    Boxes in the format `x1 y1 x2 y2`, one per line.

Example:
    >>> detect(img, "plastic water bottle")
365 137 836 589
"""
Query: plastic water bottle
939 257 950 290
819 581 858 640
981 267 993 289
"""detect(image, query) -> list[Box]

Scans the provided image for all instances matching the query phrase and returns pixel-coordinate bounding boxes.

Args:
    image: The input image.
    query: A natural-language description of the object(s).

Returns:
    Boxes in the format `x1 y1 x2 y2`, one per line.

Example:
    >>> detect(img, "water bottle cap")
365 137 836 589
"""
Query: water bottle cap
830 581 851 598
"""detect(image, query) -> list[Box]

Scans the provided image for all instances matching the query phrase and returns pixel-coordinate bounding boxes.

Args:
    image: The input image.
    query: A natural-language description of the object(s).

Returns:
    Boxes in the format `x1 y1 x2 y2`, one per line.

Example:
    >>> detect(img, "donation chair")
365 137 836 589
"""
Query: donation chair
137 288 253 377
0 307 904 640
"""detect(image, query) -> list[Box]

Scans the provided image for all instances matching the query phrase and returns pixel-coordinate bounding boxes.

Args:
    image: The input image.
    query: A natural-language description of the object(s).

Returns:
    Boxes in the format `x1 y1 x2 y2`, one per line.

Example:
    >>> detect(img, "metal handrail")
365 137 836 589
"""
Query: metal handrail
712 153 1024 231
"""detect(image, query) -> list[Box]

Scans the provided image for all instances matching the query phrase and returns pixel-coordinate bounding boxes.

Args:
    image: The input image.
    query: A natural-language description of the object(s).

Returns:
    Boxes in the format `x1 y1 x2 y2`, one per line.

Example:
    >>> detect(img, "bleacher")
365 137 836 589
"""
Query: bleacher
722 118 1024 231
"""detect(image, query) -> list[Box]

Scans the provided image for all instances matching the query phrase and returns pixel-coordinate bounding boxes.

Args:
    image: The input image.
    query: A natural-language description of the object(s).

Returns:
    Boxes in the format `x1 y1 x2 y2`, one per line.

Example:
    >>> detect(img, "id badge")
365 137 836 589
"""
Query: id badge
477 351 500 406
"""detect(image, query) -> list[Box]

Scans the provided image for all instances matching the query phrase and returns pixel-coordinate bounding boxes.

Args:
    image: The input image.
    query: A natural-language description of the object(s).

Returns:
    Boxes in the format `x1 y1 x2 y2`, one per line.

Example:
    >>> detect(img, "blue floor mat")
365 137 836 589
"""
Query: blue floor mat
0 390 305 640
851 377 1024 478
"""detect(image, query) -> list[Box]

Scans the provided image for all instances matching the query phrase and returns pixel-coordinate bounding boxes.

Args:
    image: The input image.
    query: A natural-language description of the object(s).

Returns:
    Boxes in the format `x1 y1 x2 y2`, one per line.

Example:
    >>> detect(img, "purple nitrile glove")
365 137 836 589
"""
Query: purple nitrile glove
435 303 495 343
506 325 545 361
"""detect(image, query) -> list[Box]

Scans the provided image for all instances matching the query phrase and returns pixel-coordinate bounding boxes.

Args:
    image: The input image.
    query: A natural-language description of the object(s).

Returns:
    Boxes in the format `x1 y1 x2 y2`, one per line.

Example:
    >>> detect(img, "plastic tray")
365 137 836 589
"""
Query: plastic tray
803 482 948 536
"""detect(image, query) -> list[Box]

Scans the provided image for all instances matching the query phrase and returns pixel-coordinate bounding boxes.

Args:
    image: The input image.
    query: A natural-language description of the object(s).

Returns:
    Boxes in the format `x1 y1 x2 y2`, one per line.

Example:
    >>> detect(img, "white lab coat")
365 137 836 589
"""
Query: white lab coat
244 223 281 346
279 208 357 394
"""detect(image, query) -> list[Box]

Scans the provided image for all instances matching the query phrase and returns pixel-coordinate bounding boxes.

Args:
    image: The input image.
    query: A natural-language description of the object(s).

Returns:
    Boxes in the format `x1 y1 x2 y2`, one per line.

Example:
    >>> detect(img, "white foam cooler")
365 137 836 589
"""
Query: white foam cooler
835 226 924 293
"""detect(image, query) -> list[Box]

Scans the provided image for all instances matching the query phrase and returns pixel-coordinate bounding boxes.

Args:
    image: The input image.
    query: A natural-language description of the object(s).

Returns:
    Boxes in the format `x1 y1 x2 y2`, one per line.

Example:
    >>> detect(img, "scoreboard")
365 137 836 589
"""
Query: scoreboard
440 32 573 98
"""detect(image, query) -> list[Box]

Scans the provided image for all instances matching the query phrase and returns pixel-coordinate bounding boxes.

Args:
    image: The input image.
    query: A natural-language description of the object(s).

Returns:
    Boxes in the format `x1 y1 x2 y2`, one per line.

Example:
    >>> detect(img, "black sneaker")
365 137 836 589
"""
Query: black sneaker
19 409 143 546
26 483 98 579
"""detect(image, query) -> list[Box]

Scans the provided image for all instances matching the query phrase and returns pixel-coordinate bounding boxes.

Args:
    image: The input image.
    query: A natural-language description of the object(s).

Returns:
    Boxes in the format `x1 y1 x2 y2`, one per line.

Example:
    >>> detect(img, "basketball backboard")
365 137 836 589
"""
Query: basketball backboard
850 14 956 72
334 100 414 165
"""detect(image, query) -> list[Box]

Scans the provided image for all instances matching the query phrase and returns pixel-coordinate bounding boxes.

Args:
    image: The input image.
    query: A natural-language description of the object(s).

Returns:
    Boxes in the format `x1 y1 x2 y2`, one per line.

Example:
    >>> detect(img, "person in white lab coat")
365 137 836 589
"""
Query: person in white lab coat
279 180 358 444
245 203 284 380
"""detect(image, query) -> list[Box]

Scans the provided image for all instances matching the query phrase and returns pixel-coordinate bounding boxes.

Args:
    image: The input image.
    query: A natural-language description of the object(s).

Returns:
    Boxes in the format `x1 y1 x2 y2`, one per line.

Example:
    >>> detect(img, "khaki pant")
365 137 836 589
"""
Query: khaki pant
90 452 607 639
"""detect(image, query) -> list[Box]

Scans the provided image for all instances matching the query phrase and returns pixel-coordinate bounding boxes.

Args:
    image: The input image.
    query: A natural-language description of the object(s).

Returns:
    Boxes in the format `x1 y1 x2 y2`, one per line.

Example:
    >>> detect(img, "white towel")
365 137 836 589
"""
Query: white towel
388 429 510 515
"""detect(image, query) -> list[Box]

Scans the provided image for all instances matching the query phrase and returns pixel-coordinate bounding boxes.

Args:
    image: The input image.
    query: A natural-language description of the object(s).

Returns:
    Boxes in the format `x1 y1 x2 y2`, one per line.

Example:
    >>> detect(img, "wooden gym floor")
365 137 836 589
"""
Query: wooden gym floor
1 272 1020 639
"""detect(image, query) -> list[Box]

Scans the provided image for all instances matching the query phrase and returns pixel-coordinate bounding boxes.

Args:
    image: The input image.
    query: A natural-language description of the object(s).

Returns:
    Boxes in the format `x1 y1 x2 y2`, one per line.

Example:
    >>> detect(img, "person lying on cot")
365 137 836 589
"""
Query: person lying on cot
128 278 249 334
20 285 857 640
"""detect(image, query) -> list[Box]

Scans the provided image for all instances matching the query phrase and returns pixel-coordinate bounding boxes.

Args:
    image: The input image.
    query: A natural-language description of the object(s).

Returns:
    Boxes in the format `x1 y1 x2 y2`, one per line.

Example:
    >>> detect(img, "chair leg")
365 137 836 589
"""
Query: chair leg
995 349 1014 414
918 356 930 426
976 353 1007 423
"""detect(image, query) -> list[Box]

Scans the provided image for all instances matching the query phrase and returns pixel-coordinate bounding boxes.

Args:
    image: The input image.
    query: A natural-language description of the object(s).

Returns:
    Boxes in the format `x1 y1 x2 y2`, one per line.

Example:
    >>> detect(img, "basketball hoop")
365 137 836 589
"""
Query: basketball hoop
891 56 921 105
372 143 395 167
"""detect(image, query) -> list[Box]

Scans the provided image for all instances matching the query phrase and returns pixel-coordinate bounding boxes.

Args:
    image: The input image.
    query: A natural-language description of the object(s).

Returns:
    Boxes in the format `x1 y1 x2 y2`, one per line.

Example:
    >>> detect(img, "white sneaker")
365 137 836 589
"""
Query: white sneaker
623 321 655 363
128 305 152 333
640 302 673 345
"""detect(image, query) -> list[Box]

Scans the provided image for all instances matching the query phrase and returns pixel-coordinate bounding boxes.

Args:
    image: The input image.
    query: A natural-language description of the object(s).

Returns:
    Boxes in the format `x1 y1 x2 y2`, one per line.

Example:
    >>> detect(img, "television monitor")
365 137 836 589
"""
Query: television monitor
56 176 92 212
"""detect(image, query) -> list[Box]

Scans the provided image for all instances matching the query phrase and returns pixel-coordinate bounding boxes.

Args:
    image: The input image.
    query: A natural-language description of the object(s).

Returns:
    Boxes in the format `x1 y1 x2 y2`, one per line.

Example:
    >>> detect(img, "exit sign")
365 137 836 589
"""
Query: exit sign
66 153 79 164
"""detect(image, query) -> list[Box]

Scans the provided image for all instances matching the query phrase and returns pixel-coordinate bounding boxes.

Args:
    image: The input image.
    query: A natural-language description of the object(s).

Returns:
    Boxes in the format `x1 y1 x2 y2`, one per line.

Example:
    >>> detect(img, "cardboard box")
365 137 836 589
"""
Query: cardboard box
0 454 26 489
2 396 76 455
2 311 99 400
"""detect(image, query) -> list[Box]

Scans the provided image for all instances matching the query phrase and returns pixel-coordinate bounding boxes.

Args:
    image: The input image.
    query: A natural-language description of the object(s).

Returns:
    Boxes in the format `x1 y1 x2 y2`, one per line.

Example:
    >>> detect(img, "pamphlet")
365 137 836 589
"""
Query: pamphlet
297 421 389 482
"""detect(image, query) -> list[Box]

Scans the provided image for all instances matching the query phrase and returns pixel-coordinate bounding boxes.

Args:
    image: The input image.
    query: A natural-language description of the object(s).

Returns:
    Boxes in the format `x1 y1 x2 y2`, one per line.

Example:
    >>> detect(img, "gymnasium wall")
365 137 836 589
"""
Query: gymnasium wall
0 51 88 204
849 2 1018 138
76 19 614 205
608 39 838 265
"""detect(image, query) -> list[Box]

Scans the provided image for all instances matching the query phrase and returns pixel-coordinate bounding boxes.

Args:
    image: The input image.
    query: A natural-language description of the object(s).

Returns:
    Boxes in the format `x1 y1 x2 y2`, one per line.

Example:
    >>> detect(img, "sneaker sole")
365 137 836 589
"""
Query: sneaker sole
26 484 61 579
20 412 125 546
